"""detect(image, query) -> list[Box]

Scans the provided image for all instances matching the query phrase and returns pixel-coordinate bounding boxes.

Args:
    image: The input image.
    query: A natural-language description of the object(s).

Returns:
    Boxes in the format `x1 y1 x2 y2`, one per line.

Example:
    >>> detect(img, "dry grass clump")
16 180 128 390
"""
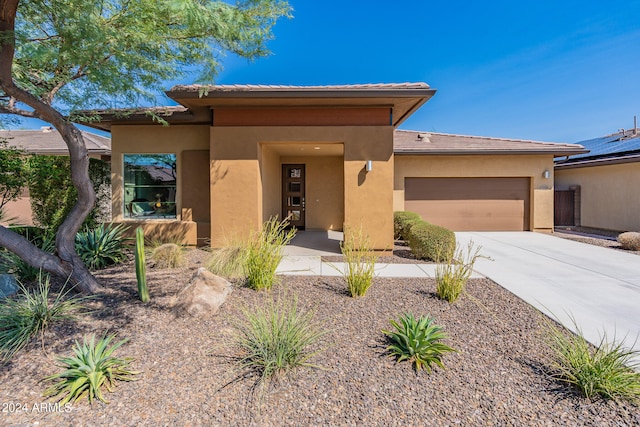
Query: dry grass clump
617 232 640 251
150 243 185 269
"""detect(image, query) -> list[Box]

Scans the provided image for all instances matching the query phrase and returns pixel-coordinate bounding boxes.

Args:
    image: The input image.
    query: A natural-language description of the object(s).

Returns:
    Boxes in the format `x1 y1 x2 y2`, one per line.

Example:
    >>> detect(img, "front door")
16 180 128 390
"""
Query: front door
282 164 305 229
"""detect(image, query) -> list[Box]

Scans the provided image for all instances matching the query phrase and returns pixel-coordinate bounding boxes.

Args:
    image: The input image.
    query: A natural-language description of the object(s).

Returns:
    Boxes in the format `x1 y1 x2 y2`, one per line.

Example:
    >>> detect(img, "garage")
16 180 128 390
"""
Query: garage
404 177 530 231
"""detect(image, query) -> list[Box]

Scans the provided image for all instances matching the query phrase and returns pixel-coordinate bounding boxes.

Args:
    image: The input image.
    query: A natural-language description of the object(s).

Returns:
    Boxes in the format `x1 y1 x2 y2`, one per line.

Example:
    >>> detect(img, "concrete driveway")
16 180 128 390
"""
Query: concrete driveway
456 232 640 356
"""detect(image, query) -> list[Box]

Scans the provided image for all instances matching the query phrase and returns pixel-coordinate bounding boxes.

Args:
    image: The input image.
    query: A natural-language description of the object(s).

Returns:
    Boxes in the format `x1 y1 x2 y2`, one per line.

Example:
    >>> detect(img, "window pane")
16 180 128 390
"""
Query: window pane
289 182 301 192
288 196 301 207
124 154 177 219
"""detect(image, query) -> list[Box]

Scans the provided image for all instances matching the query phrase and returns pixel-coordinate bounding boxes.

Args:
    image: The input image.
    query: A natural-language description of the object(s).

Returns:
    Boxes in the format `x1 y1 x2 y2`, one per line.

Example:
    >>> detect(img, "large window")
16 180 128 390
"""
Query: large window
124 154 177 219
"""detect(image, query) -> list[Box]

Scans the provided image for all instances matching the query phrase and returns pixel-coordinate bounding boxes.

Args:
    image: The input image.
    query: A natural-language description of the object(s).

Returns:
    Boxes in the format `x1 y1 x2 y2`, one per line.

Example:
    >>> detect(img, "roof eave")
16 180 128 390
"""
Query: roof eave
394 148 588 156
555 153 640 169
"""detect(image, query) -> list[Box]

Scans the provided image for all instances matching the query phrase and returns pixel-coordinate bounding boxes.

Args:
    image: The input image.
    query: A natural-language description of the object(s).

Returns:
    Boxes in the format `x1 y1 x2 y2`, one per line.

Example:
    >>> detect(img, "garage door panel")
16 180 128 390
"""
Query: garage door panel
405 178 530 231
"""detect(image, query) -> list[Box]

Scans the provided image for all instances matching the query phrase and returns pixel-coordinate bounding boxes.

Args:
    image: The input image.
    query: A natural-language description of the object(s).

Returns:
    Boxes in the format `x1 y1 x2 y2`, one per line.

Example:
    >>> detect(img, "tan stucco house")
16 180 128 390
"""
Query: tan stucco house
555 127 640 232
85 83 584 248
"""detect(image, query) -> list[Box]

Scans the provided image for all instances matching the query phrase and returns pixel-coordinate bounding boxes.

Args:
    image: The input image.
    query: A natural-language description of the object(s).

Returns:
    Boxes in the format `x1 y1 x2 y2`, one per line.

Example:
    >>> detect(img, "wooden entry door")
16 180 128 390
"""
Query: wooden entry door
282 164 305 229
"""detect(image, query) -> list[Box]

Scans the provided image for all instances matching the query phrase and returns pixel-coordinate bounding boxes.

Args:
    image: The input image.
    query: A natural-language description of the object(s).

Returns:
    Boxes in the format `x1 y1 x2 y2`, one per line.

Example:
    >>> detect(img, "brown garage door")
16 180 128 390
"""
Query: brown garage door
405 177 530 231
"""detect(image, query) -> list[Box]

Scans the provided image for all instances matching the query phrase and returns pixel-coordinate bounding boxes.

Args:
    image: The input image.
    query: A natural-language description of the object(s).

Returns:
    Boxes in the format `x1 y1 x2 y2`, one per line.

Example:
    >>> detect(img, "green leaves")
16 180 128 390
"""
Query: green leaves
339 225 377 297
43 333 139 404
232 295 326 385
383 313 456 372
0 275 87 363
245 216 296 291
544 318 640 402
9 0 292 111
75 223 129 271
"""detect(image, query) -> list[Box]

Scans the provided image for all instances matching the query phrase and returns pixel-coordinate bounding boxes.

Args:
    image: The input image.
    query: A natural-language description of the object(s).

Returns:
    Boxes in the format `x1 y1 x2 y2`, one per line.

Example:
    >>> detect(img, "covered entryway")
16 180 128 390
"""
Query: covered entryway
404 177 530 231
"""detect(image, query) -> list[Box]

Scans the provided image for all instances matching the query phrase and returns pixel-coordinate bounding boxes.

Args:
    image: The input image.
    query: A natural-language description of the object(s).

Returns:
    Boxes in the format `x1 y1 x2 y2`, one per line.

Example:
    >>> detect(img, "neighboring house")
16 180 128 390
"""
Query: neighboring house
0 127 111 226
554 126 640 232
83 83 584 247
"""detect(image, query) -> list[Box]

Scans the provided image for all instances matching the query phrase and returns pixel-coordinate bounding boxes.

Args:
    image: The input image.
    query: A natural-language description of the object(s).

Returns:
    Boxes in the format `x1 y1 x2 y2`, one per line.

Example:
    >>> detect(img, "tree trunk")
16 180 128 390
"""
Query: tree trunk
0 0 101 293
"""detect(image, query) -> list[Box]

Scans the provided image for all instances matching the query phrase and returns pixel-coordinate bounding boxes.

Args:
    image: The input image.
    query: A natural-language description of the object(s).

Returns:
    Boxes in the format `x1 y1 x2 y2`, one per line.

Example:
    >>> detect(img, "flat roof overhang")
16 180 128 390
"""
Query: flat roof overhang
166 83 436 127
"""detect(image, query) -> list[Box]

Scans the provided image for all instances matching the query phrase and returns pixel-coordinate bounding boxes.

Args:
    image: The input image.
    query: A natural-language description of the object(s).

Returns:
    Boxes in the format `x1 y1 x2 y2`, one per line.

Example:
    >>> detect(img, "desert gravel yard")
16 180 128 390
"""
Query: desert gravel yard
0 249 639 426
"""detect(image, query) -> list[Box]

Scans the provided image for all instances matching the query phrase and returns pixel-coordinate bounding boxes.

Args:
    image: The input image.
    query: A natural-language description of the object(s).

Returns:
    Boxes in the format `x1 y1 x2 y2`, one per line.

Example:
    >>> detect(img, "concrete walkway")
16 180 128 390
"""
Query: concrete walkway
456 232 640 356
278 230 480 278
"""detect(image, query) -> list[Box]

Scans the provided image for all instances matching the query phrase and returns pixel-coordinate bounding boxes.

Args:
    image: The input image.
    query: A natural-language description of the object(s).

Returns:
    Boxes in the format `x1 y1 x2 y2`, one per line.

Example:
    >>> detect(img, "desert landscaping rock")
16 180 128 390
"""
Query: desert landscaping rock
0 273 18 298
173 267 232 317
0 249 638 426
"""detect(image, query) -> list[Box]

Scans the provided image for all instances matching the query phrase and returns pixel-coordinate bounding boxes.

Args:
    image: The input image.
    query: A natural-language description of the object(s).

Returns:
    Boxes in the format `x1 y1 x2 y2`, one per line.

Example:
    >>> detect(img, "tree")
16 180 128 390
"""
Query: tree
0 0 291 293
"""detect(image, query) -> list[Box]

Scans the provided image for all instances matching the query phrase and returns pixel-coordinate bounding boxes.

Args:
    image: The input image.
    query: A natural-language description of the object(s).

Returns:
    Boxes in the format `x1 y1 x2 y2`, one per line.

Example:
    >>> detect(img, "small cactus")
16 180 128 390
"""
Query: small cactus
135 227 149 302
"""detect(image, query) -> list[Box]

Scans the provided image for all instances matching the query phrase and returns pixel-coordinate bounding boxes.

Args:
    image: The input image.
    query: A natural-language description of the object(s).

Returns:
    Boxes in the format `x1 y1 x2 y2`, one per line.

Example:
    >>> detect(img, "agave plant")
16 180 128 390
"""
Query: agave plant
382 313 456 372
75 223 129 270
44 333 139 404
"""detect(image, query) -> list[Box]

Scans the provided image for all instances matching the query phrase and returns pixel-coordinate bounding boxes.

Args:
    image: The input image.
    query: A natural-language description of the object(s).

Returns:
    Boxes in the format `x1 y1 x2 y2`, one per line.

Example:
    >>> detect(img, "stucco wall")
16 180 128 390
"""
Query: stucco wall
555 162 640 231
211 126 394 249
394 154 555 231
110 125 210 244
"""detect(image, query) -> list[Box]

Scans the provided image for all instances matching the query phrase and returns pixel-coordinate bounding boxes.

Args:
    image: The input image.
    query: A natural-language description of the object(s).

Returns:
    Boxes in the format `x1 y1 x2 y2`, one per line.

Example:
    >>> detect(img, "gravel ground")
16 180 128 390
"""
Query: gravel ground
1 250 639 426
322 242 431 264
553 229 640 256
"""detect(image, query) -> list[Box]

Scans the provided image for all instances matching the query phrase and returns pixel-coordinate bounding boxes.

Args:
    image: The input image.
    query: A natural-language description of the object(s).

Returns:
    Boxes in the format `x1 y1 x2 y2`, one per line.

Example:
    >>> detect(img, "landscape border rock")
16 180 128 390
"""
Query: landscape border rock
173 267 232 317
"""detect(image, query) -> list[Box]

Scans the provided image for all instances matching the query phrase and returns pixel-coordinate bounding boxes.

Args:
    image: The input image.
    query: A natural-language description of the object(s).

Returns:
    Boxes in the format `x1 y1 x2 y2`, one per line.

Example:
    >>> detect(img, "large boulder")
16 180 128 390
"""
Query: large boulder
174 268 232 317
0 274 19 299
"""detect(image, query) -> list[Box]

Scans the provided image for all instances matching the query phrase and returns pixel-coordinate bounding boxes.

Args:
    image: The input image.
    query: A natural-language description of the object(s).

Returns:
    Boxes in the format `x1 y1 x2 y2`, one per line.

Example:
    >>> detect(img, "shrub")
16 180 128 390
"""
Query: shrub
75 223 129 271
435 241 485 303
617 232 640 251
544 318 640 402
0 275 87 362
150 243 184 269
44 333 139 404
232 295 326 385
206 243 248 280
245 217 296 291
407 221 455 262
340 225 377 297
393 211 422 241
28 156 111 232
0 236 55 283
383 312 456 372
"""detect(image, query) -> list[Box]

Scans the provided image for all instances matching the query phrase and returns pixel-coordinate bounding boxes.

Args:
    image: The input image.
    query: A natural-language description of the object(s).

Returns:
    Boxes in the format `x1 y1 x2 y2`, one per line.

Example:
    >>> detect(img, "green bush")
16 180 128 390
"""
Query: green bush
393 211 422 240
245 217 296 291
435 241 485 303
28 156 111 232
44 333 139 404
340 225 377 297
232 295 326 385
544 318 640 402
407 221 455 262
383 312 456 372
0 275 87 362
75 223 129 271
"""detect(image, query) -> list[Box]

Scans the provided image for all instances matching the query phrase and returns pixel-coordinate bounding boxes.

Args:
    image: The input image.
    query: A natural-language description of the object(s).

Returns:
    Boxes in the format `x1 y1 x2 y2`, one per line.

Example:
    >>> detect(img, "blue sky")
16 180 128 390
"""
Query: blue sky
187 0 640 143
16 0 640 144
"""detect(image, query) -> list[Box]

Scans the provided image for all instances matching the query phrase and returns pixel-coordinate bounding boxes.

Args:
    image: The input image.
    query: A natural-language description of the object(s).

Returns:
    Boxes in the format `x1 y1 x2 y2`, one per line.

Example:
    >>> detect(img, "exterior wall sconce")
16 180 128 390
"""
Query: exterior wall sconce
365 160 373 172
543 170 550 179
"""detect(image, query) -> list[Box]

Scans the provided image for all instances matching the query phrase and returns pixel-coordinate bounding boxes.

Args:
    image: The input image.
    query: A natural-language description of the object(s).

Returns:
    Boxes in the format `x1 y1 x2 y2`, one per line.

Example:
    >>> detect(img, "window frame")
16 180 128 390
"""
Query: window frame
123 153 177 220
